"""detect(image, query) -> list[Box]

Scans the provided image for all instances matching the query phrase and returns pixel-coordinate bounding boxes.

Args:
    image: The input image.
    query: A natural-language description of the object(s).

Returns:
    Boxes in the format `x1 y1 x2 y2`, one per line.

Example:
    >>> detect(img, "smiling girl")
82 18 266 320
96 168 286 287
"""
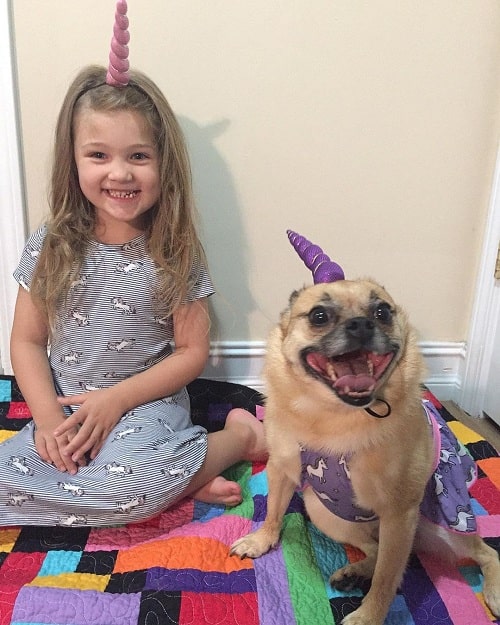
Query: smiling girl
2 65 266 527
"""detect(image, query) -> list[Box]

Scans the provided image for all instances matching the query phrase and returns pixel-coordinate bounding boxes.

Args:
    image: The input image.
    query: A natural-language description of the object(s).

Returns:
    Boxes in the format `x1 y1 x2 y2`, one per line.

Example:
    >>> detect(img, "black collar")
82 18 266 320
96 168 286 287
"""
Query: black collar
365 398 391 418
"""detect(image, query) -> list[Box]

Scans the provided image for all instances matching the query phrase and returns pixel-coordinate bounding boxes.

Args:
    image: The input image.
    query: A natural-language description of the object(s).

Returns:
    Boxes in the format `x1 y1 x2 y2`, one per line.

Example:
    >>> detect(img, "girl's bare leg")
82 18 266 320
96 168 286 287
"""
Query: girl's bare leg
184 408 267 506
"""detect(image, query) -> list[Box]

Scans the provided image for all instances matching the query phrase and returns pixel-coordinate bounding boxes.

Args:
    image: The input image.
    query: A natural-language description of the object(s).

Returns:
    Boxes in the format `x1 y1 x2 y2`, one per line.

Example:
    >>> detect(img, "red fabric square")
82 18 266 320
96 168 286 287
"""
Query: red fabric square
0 552 45 625
7 402 31 419
422 389 442 408
252 461 266 475
179 591 258 625
470 477 500 515
0 551 45 586
0 586 19 625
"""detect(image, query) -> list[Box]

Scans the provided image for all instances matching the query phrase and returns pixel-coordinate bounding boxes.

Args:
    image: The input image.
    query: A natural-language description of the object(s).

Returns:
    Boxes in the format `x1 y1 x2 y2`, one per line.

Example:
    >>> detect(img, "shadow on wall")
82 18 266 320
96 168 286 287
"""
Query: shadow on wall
179 117 257 379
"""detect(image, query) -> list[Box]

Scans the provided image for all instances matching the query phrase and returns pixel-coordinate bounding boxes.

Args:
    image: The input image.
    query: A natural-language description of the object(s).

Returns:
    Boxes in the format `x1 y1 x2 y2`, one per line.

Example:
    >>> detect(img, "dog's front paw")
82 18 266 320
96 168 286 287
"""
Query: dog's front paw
341 608 384 625
230 528 279 559
330 558 375 592
483 582 500 618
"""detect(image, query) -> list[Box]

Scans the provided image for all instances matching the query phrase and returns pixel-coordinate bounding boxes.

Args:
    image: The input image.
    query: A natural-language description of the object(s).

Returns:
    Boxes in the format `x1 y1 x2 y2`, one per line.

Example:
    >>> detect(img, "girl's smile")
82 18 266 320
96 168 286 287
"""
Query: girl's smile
73 108 161 243
106 189 140 199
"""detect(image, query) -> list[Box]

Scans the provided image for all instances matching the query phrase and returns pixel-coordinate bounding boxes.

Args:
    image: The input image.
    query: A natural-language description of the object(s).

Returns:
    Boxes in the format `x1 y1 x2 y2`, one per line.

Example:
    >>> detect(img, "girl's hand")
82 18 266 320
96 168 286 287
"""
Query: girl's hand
34 416 84 475
54 388 126 463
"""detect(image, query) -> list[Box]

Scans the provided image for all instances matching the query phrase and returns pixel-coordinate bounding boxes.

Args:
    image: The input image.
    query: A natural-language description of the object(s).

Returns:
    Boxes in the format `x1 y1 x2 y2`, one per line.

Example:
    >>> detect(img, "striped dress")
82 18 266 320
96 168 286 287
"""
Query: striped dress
0 226 214 526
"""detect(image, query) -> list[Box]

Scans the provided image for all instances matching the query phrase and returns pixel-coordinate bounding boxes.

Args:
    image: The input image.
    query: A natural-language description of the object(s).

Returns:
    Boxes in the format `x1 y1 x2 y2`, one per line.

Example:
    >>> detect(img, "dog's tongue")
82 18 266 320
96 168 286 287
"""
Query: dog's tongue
333 354 374 392
307 352 376 394
334 374 375 393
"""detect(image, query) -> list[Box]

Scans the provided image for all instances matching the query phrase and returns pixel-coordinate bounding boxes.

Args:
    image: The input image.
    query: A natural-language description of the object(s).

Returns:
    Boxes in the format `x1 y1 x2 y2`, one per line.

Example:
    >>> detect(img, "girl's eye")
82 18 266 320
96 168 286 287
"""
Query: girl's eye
90 152 106 159
131 152 149 160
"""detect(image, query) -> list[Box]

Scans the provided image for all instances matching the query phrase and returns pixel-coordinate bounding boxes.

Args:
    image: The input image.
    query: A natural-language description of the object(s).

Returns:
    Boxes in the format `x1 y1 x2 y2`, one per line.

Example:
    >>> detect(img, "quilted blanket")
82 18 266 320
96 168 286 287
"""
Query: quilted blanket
0 374 498 625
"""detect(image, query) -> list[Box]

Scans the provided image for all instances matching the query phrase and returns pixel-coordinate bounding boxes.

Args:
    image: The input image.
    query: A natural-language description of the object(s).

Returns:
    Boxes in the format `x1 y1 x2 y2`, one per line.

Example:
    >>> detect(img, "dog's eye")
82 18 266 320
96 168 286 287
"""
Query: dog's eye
309 306 330 326
374 303 393 324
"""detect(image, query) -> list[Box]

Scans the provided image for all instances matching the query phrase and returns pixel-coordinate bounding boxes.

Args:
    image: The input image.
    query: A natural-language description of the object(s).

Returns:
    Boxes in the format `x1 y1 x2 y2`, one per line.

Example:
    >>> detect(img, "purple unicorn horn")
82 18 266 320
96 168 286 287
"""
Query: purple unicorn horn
106 0 130 87
287 230 345 283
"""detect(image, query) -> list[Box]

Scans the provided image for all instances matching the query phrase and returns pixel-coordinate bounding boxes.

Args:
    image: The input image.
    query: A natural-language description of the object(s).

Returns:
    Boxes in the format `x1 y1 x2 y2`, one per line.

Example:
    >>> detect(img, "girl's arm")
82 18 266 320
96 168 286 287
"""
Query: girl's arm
10 287 81 473
55 297 211 462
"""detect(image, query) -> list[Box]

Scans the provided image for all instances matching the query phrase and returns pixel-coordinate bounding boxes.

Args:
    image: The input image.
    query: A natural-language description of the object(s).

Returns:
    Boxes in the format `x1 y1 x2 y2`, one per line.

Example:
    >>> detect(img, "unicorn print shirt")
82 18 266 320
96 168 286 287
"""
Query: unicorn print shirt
301 400 478 534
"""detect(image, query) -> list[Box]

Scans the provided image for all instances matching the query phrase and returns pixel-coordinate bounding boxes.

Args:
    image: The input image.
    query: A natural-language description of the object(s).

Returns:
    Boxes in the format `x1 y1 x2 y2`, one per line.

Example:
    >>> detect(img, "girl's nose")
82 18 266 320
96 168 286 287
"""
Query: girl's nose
108 160 133 182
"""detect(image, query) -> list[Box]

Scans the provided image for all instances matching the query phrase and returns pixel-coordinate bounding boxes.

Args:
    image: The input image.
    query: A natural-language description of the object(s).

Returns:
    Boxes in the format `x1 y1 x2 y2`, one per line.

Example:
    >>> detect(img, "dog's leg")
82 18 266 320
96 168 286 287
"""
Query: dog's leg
230 453 300 558
342 507 419 625
415 519 500 616
443 532 500 617
470 535 500 616
303 487 379 589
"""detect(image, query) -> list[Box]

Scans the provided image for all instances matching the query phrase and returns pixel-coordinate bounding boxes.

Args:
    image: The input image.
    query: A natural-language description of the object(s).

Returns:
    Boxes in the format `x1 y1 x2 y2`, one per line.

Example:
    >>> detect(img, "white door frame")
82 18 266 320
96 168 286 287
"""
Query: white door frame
0 0 27 374
459 144 500 417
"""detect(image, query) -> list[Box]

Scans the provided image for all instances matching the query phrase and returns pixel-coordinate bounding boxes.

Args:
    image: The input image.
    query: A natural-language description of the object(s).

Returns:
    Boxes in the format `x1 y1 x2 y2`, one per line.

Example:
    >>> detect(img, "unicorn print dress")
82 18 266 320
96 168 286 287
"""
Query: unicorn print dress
301 400 478 534
0 225 214 526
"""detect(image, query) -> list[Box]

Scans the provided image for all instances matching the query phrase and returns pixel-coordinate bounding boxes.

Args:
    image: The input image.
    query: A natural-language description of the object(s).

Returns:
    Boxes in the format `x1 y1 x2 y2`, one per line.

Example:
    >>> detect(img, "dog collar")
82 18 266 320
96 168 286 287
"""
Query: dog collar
365 399 392 418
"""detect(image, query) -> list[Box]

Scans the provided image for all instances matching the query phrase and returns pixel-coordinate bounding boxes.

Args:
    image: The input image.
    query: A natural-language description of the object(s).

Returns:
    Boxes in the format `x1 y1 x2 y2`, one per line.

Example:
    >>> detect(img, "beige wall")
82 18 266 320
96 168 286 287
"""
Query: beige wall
12 0 500 344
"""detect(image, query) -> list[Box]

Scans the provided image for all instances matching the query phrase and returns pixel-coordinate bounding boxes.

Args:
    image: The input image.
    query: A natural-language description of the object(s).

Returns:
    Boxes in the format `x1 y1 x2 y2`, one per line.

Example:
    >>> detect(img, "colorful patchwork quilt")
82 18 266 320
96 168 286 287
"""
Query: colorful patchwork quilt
0 374 498 625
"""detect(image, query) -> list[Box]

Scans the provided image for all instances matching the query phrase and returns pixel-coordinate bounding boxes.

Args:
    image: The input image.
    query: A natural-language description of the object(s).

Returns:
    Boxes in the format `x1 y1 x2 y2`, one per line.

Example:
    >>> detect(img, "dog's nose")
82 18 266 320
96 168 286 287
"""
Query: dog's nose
346 317 375 342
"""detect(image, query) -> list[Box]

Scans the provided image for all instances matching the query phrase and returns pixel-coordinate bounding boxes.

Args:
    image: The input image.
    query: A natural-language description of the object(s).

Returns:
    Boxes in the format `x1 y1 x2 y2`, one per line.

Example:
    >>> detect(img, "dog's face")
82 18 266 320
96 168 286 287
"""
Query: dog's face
278 279 409 408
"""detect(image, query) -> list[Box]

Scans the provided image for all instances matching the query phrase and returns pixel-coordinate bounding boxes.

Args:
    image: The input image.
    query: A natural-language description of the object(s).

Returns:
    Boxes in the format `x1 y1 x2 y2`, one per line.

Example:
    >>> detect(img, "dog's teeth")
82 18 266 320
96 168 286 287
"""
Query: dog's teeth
326 361 337 380
368 359 374 376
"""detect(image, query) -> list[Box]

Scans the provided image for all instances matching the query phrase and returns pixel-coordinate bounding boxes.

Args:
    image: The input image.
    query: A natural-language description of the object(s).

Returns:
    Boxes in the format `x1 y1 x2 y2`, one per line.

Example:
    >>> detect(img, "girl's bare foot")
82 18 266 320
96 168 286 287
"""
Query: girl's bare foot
224 408 268 462
192 476 243 506
187 408 267 506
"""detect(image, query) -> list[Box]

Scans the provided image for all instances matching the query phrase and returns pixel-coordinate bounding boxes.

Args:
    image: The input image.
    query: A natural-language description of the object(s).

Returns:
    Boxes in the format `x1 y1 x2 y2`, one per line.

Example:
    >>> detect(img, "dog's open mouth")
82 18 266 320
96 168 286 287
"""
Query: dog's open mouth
304 350 395 405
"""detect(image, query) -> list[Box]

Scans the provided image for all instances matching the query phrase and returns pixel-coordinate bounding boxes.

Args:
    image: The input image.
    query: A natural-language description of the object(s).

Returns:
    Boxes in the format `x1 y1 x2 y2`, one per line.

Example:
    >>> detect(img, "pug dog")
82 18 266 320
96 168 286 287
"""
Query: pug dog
231 277 500 625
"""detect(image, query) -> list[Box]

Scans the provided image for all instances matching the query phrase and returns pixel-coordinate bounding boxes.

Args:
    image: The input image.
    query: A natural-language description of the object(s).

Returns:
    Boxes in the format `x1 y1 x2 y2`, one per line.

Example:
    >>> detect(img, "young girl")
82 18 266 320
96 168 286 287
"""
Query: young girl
2 63 266 527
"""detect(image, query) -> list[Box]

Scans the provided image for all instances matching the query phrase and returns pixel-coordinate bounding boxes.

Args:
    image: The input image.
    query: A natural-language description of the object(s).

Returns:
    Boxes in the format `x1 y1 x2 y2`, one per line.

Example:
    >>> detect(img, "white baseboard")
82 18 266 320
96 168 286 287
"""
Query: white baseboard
203 341 267 391
203 340 466 401
420 341 465 402
0 339 465 402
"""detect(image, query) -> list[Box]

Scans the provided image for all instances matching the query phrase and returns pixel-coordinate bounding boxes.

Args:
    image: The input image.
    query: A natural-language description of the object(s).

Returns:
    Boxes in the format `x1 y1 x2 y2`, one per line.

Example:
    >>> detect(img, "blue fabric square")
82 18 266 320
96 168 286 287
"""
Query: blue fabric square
459 565 483 592
38 550 82 576
0 379 12 402
470 497 488 516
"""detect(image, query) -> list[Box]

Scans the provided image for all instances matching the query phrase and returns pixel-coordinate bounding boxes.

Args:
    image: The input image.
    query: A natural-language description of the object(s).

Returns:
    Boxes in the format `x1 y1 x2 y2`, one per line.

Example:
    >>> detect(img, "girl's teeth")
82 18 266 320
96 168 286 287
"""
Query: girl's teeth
108 190 137 198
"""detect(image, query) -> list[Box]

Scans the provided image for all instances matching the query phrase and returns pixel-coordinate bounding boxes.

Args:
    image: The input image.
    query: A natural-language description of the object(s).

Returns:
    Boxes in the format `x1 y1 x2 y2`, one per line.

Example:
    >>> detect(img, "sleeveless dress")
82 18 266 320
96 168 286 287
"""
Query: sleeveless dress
0 226 214 526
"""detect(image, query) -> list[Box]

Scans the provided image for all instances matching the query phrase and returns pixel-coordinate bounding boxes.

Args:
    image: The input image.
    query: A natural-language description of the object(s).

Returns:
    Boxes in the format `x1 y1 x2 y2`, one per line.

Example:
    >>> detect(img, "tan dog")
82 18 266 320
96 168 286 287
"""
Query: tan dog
231 280 500 625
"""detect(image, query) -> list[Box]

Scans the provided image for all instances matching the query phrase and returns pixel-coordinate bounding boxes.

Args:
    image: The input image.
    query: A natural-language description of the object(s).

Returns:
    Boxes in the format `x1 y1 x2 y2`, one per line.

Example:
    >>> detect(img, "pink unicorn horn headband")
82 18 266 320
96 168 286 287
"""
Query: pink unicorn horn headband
106 0 130 87
287 230 345 283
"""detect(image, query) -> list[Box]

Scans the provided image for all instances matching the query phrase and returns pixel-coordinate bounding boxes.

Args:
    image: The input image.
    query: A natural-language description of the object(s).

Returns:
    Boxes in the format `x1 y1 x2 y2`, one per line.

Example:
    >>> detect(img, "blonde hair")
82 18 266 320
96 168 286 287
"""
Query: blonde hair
31 65 208 330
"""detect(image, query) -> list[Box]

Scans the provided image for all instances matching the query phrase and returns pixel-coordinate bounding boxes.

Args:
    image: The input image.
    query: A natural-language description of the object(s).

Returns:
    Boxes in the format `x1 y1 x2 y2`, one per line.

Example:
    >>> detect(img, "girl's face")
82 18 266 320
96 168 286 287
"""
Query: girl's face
73 108 161 243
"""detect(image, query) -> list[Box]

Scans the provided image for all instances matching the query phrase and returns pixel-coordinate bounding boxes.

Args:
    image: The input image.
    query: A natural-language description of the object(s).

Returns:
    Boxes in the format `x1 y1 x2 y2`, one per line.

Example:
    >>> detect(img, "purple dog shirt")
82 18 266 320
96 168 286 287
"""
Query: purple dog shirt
301 400 478 534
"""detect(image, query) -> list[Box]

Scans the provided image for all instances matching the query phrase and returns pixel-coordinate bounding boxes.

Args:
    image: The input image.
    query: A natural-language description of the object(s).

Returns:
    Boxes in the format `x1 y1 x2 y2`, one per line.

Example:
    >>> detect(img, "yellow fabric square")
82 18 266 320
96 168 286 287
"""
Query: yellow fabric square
0 431 18 444
29 572 110 591
0 528 21 553
448 421 484 445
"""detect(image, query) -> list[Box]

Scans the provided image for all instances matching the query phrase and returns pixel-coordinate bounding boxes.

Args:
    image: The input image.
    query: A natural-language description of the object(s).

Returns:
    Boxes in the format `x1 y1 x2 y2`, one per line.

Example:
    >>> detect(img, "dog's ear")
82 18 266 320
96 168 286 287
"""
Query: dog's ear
279 307 291 332
278 288 303 334
288 288 303 307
